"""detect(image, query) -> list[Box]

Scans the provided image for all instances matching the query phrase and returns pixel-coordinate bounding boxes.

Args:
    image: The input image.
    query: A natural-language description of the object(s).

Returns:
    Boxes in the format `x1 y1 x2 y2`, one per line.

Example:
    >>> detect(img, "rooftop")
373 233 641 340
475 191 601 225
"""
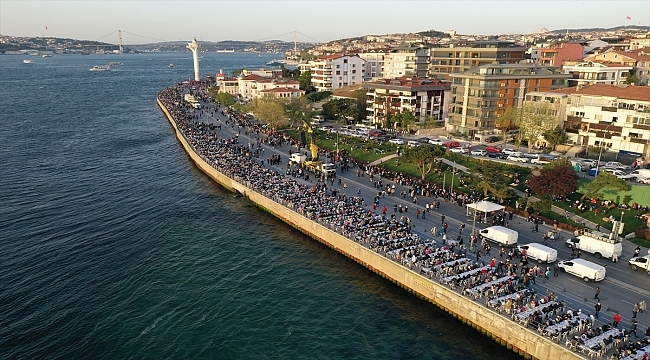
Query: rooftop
549 84 650 102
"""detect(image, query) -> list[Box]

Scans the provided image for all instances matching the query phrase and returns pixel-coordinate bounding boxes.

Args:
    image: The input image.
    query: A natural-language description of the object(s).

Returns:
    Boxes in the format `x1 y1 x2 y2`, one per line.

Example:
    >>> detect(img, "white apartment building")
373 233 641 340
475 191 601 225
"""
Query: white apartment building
357 50 386 81
630 37 650 50
528 84 650 156
562 61 633 87
584 48 650 86
232 74 303 101
364 77 451 126
302 54 364 92
382 44 428 79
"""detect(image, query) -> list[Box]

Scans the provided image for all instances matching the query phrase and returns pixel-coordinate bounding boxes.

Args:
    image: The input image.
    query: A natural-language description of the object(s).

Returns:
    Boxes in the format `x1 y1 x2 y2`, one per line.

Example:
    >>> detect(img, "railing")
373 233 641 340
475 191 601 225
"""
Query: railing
601 106 618 112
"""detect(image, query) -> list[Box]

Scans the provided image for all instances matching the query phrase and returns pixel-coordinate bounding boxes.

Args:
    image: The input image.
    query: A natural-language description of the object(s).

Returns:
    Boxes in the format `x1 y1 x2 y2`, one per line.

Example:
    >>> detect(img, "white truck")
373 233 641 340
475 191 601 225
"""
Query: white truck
557 258 606 282
517 243 558 264
565 231 623 260
628 255 650 274
289 153 307 165
479 226 518 246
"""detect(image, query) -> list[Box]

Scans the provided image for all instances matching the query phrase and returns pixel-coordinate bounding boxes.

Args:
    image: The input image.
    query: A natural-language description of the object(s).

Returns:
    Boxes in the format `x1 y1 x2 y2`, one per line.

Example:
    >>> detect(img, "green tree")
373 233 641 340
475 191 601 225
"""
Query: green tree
400 145 445 179
527 158 578 199
495 107 519 144
284 96 312 128
298 70 314 92
350 89 368 123
322 98 359 123
580 171 629 202
543 126 567 150
393 110 417 132
529 197 552 214
247 97 288 130
517 102 558 152
215 92 235 107
624 70 640 85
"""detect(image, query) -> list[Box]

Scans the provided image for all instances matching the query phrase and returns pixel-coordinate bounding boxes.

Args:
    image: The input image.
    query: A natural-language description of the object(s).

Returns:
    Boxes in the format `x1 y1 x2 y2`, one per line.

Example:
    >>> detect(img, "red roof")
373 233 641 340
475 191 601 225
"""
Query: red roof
549 84 650 102
242 74 265 81
260 88 305 93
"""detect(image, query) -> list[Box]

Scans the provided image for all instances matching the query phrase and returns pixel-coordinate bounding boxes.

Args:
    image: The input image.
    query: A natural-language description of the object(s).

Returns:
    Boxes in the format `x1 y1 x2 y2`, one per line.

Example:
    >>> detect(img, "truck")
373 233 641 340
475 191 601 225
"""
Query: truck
565 231 623 260
517 243 557 263
306 162 336 177
557 258 606 282
184 94 201 109
628 255 650 274
289 153 307 165
479 226 518 246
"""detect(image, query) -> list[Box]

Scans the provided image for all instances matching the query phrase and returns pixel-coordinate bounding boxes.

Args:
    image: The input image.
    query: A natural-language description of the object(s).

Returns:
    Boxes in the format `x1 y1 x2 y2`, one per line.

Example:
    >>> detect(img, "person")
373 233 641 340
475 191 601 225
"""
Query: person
534 222 539 232
633 302 640 318
634 246 641 257
594 287 601 301
640 300 647 313
594 301 601 318
613 312 621 327
630 320 638 338
553 263 560 277
544 267 550 280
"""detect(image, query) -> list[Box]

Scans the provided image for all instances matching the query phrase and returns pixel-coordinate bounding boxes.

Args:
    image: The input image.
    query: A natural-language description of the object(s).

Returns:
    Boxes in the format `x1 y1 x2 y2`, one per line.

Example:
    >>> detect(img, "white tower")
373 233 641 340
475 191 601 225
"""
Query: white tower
187 38 200 81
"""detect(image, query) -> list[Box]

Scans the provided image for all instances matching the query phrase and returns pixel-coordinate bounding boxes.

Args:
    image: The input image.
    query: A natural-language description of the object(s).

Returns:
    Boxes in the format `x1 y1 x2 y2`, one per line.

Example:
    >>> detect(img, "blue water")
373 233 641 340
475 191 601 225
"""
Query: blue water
0 52 520 359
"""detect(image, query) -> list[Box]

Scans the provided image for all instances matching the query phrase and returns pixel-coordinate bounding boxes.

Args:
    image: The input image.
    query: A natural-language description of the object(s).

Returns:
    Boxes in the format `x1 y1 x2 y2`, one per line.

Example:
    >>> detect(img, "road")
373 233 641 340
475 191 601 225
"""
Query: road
193 103 650 337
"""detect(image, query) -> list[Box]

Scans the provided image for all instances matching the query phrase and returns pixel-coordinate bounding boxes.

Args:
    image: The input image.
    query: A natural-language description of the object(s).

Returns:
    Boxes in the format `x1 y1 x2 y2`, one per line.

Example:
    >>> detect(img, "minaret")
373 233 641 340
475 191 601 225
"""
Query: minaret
187 38 200 81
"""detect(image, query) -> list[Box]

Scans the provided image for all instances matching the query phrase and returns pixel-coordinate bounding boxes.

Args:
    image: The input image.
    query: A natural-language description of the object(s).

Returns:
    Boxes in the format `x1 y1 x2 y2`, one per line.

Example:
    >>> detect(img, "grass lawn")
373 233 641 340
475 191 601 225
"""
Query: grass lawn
629 238 650 249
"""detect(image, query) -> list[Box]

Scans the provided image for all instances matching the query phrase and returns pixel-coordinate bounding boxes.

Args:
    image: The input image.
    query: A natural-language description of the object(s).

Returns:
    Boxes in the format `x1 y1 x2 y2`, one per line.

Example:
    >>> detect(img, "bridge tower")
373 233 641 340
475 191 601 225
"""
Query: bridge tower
117 30 124 54
187 38 200 81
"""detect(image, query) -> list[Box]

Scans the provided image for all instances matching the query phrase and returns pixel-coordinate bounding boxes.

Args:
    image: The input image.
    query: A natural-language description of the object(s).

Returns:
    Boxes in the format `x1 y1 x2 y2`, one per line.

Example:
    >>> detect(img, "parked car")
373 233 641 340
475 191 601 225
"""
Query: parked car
418 137 431 144
501 148 518 156
530 154 557 165
388 138 405 145
470 149 487 156
485 136 501 143
485 146 502 153
604 162 629 171
506 154 529 163
407 140 420 147
449 147 468 154
487 151 507 159
580 159 598 168
604 169 635 180
429 138 444 145
444 141 461 148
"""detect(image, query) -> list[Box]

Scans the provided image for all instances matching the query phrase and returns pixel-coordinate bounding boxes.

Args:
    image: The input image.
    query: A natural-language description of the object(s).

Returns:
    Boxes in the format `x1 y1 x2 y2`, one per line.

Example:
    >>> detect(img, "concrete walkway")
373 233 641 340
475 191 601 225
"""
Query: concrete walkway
368 154 397 166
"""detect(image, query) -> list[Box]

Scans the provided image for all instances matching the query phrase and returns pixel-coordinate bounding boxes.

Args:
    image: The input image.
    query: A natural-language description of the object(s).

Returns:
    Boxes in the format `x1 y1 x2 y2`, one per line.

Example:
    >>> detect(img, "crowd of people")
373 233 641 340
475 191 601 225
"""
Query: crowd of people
158 82 648 358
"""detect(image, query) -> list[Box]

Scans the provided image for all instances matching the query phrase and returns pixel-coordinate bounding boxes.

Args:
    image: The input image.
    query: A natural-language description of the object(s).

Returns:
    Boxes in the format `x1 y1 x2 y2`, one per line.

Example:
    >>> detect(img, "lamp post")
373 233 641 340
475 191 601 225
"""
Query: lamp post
471 205 478 249
595 121 617 175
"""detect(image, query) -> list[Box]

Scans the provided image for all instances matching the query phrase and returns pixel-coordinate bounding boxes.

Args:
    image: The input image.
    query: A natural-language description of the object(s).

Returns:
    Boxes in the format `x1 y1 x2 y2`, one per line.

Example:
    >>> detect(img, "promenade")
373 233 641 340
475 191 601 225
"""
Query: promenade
158 81 650 360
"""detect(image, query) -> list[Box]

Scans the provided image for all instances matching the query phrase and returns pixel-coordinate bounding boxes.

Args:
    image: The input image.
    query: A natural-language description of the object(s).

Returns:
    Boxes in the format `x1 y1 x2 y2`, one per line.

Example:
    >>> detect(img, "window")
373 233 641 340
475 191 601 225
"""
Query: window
336 70 340 75
594 115 603 121
336 65 340 69
343 59 348 64
352 69 356 74
352 64 355 67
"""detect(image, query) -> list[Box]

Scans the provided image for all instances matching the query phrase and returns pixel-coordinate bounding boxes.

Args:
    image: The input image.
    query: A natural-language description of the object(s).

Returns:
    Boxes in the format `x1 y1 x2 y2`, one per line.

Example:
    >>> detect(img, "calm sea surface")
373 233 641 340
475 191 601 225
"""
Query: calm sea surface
0 52 520 359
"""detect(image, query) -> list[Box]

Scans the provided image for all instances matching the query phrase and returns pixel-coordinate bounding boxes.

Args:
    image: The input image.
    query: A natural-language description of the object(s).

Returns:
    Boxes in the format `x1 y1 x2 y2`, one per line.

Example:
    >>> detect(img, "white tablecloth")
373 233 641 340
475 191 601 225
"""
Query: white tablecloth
544 313 589 335
515 301 558 320
621 345 650 360
579 328 622 351
441 266 490 284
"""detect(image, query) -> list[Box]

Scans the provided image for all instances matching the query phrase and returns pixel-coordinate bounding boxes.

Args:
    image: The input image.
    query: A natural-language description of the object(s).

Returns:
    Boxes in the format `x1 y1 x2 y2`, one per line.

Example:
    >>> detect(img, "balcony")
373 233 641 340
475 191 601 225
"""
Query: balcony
630 137 649 144
566 128 580 134
566 115 583 122
601 106 618 112
633 123 650 131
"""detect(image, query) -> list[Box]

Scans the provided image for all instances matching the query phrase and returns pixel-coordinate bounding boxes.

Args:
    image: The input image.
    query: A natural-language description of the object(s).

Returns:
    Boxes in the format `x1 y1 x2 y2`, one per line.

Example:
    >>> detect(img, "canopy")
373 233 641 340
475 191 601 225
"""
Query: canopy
466 201 505 223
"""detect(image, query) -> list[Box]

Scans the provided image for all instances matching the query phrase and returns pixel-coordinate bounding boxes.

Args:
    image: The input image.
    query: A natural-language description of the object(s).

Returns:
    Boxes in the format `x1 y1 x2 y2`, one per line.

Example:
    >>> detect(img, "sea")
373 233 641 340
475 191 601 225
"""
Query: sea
0 52 521 359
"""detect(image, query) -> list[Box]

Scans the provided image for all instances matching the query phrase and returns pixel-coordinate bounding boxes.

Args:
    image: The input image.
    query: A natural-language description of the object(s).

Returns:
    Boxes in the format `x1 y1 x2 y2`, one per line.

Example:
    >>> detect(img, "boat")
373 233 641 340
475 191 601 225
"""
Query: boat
23 59 34 64
107 62 123 66
216 49 235 53
42 54 52 58
168 63 174 68
89 65 111 71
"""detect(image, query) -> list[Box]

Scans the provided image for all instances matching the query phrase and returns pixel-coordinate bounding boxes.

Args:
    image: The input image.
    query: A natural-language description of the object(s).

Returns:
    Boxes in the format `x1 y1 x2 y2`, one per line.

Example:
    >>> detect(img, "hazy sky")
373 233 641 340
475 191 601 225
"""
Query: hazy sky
2 0 649 44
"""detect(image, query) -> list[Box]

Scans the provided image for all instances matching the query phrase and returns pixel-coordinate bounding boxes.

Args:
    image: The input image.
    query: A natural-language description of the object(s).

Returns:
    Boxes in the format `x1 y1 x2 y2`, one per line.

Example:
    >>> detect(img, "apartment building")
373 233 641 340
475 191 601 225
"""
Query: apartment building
584 48 650 86
428 41 527 81
630 37 650 50
537 42 584 66
357 50 387 81
448 64 570 135
528 84 650 156
301 54 364 92
364 76 451 126
381 44 428 79
562 61 633 87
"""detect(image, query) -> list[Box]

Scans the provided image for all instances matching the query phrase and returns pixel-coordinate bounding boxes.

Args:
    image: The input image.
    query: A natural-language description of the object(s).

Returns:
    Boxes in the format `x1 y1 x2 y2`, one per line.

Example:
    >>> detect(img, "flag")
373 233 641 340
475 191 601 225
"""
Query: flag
626 16 631 20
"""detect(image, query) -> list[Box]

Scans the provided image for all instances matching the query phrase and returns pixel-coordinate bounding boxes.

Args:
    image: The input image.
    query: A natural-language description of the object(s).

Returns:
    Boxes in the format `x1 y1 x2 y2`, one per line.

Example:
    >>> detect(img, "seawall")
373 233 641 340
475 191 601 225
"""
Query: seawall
157 97 586 360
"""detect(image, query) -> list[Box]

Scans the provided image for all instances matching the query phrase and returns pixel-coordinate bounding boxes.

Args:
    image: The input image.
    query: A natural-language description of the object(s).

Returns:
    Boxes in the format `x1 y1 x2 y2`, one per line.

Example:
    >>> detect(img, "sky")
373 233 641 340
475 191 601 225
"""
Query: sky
1 0 649 44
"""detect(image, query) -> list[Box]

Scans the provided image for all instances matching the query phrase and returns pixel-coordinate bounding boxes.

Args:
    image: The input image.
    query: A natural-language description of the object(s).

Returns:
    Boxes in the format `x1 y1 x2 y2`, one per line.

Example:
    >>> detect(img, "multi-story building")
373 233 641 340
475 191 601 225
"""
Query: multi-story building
231 74 303 101
537 42 584 66
301 54 364 92
215 75 240 96
357 50 387 81
529 84 650 156
562 61 633 87
630 37 650 50
364 76 451 126
448 64 570 135
381 44 428 79
427 41 527 81
241 68 283 78
584 48 650 86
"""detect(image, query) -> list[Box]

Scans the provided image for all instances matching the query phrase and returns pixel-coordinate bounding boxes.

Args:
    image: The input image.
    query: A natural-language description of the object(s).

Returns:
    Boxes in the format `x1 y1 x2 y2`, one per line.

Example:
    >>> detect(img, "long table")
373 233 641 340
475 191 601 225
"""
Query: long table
487 289 533 308
515 301 558 321
544 313 589 336
440 266 490 284
621 345 650 360
578 328 623 352
466 276 514 297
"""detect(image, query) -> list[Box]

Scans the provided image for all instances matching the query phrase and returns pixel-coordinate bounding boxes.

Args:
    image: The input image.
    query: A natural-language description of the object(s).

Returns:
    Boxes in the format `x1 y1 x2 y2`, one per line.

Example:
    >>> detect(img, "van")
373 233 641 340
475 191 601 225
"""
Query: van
517 243 558 263
480 226 518 246
566 233 623 260
628 169 650 181
311 115 325 123
557 258 606 282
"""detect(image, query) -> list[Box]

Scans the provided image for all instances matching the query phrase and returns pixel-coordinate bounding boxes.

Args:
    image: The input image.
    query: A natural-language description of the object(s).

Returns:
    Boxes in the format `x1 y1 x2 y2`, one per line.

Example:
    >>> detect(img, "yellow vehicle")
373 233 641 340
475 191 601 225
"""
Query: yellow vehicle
301 121 336 177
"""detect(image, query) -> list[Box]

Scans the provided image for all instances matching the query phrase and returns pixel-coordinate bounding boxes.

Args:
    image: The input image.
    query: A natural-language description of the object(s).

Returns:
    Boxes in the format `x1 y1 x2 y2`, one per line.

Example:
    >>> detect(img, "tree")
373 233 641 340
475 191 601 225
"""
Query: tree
517 102 558 152
215 92 235 107
495 107 519 144
298 70 314 93
543 126 567 150
322 98 359 123
580 171 629 202
624 70 640 85
529 197 552 214
393 110 417 132
527 158 579 199
284 96 312 128
400 145 445 179
473 161 510 197
350 89 368 123
247 97 287 130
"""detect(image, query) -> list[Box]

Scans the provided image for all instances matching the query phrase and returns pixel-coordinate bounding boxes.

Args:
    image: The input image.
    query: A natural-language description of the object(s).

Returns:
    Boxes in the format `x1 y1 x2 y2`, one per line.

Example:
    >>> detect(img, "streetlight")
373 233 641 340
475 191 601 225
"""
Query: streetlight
595 120 617 175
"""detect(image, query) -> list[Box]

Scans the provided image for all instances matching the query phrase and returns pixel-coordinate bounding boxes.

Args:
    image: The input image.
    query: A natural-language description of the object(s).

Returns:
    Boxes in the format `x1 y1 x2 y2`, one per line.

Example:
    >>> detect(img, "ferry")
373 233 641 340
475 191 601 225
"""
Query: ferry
23 59 34 64
89 65 111 72
216 49 235 53
42 54 52 58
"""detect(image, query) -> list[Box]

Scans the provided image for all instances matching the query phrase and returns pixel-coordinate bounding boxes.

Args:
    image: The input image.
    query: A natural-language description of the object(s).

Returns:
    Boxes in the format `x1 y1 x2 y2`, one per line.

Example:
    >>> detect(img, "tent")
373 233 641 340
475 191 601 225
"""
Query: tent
466 201 505 223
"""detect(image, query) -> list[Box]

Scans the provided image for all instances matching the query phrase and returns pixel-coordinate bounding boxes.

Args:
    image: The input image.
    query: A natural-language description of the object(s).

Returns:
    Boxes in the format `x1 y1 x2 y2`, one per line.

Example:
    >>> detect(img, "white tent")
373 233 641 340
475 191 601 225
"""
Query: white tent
466 201 505 223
